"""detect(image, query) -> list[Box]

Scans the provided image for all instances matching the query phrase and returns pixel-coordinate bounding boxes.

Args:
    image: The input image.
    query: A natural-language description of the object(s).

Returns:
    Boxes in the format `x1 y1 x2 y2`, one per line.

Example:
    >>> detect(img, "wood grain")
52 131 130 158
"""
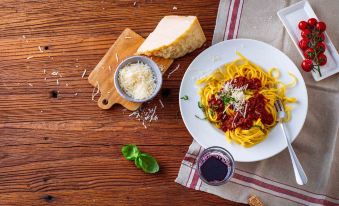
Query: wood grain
0 0 246 205
88 28 173 110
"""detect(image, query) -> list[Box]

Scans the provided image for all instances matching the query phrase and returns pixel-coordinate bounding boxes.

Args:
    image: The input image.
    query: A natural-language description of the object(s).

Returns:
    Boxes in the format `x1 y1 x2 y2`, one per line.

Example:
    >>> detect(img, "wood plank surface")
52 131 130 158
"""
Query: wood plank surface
0 0 246 205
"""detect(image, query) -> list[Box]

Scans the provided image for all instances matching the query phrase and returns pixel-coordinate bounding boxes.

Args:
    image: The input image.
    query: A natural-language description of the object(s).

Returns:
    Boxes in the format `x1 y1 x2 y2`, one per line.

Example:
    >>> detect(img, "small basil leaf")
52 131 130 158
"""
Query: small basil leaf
138 153 159 174
181 95 189 100
135 156 142 169
121 144 140 160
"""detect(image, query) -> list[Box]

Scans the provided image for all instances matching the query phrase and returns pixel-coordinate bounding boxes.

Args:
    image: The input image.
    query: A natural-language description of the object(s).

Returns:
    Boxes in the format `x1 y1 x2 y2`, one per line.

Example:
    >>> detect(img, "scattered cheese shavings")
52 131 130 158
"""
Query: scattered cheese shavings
43 69 46 74
128 105 159 129
133 1 137 6
38 46 43 52
159 99 164 108
66 83 69 87
28 83 33 87
91 81 100 101
74 93 78 96
167 64 180 78
115 53 119 63
22 35 26 39
211 55 221 62
27 56 34 59
51 71 59 76
56 79 59 85
44 77 47 81
125 36 132 39
173 6 178 10
81 69 87 78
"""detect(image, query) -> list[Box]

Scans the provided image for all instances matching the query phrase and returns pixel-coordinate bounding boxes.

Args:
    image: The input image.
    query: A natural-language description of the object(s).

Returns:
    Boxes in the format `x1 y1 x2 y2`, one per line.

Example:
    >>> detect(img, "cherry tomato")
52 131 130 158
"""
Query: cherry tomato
317 53 327 66
298 38 310 50
298 21 308 30
301 29 311 39
304 48 315 59
315 42 326 53
316 21 326 32
301 59 313 72
307 18 318 27
315 33 325 42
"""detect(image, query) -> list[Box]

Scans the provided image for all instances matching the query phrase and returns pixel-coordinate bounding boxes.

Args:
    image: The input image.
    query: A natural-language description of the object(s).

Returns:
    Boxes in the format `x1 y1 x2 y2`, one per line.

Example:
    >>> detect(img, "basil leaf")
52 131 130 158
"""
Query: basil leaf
221 95 234 105
135 156 142 169
195 115 206 120
181 95 189 100
121 144 140 160
198 101 205 112
137 153 159 174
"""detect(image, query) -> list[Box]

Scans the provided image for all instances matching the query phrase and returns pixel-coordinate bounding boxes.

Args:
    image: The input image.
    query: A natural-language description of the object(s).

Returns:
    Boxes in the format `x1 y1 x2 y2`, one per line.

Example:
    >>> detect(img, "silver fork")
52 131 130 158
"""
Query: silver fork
275 99 308 185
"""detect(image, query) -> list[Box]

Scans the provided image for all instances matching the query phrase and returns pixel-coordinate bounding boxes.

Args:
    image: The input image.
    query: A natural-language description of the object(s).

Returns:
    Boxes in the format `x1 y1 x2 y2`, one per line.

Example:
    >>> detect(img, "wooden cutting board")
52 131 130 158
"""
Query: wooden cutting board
88 28 174 111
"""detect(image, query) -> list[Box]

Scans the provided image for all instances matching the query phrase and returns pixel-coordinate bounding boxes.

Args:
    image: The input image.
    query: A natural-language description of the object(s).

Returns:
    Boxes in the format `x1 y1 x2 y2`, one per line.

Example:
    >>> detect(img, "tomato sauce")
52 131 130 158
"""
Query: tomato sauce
208 76 273 132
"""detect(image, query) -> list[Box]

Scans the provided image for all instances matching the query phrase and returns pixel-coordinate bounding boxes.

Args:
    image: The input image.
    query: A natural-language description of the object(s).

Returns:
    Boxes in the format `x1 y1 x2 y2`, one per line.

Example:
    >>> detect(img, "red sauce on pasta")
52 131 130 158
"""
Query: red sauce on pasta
208 76 274 132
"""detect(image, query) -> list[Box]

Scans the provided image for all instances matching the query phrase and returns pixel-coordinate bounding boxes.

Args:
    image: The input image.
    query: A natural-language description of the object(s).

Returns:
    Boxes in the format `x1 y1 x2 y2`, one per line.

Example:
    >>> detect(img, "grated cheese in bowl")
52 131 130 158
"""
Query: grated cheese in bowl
114 56 162 103
118 62 156 100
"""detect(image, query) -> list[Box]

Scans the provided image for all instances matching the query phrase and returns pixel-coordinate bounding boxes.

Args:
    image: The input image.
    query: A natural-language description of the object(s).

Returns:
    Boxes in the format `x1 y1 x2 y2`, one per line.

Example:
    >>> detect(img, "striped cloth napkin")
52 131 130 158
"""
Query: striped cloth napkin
175 0 339 205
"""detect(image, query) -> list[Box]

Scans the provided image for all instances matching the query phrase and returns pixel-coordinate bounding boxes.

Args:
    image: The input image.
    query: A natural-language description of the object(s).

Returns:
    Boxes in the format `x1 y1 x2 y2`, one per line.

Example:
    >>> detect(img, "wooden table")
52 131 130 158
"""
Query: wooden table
0 1 246 205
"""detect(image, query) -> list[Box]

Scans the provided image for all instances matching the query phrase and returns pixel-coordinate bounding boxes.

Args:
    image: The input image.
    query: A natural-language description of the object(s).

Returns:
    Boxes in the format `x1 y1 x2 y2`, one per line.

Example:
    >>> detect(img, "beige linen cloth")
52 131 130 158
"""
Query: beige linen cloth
175 0 339 205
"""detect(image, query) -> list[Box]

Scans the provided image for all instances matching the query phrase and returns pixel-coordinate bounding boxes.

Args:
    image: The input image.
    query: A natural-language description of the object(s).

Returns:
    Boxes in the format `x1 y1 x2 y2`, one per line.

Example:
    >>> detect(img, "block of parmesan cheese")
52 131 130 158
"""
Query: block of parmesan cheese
137 16 206 59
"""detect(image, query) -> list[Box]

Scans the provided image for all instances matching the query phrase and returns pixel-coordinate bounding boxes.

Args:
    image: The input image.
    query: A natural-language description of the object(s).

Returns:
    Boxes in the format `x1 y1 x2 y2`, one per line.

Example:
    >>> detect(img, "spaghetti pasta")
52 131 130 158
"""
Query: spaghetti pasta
197 53 297 148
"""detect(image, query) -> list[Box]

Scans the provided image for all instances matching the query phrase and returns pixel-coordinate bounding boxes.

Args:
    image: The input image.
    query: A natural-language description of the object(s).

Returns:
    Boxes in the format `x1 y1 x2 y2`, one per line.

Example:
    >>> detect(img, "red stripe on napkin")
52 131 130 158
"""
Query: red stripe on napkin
233 173 338 206
222 0 232 40
227 0 241 39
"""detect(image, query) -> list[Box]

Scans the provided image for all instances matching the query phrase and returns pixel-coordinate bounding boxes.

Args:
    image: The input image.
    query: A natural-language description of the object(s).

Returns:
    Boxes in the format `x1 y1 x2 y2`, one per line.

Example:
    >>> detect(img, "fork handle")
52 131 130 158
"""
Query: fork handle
280 122 308 185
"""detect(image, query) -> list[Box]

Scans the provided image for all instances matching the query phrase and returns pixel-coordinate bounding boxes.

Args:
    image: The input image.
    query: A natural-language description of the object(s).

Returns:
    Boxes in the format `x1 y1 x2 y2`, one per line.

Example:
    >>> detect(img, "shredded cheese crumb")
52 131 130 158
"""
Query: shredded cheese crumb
173 6 178 10
27 56 34 59
118 62 156 100
159 99 164 108
167 64 180 78
129 105 159 129
43 69 46 74
74 93 78 96
28 83 33 87
22 35 26 39
56 79 59 85
38 46 43 52
91 81 100 101
125 36 132 39
51 71 59 76
115 53 119 63
133 1 137 6
82 69 87 78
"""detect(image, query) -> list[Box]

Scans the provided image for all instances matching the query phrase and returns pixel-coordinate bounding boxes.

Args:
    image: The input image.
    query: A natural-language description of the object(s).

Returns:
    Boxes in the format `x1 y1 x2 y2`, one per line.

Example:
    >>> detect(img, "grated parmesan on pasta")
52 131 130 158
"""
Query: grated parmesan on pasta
118 62 156 100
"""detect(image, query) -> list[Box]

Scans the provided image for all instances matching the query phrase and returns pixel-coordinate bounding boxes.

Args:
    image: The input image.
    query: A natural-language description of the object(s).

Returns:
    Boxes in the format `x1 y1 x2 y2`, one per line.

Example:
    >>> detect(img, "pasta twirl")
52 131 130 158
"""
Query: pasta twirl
197 53 297 148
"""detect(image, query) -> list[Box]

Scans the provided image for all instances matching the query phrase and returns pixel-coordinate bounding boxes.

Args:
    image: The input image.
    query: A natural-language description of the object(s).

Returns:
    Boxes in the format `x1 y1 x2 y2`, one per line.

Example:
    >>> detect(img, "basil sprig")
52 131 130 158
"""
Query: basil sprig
121 145 159 174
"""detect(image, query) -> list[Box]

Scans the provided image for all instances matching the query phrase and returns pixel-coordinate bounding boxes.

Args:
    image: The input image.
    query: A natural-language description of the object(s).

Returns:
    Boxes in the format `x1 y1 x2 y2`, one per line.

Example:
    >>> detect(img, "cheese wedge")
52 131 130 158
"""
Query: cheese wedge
137 16 206 59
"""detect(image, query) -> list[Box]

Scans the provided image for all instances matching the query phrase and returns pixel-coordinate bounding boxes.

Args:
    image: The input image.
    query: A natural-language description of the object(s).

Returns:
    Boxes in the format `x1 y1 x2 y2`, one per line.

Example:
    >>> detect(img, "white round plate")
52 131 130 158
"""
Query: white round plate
179 39 308 162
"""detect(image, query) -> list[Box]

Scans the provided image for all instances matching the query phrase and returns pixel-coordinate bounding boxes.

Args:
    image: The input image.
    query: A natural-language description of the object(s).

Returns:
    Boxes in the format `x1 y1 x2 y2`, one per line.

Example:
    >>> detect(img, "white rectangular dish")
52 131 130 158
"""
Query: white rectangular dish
277 0 339 81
